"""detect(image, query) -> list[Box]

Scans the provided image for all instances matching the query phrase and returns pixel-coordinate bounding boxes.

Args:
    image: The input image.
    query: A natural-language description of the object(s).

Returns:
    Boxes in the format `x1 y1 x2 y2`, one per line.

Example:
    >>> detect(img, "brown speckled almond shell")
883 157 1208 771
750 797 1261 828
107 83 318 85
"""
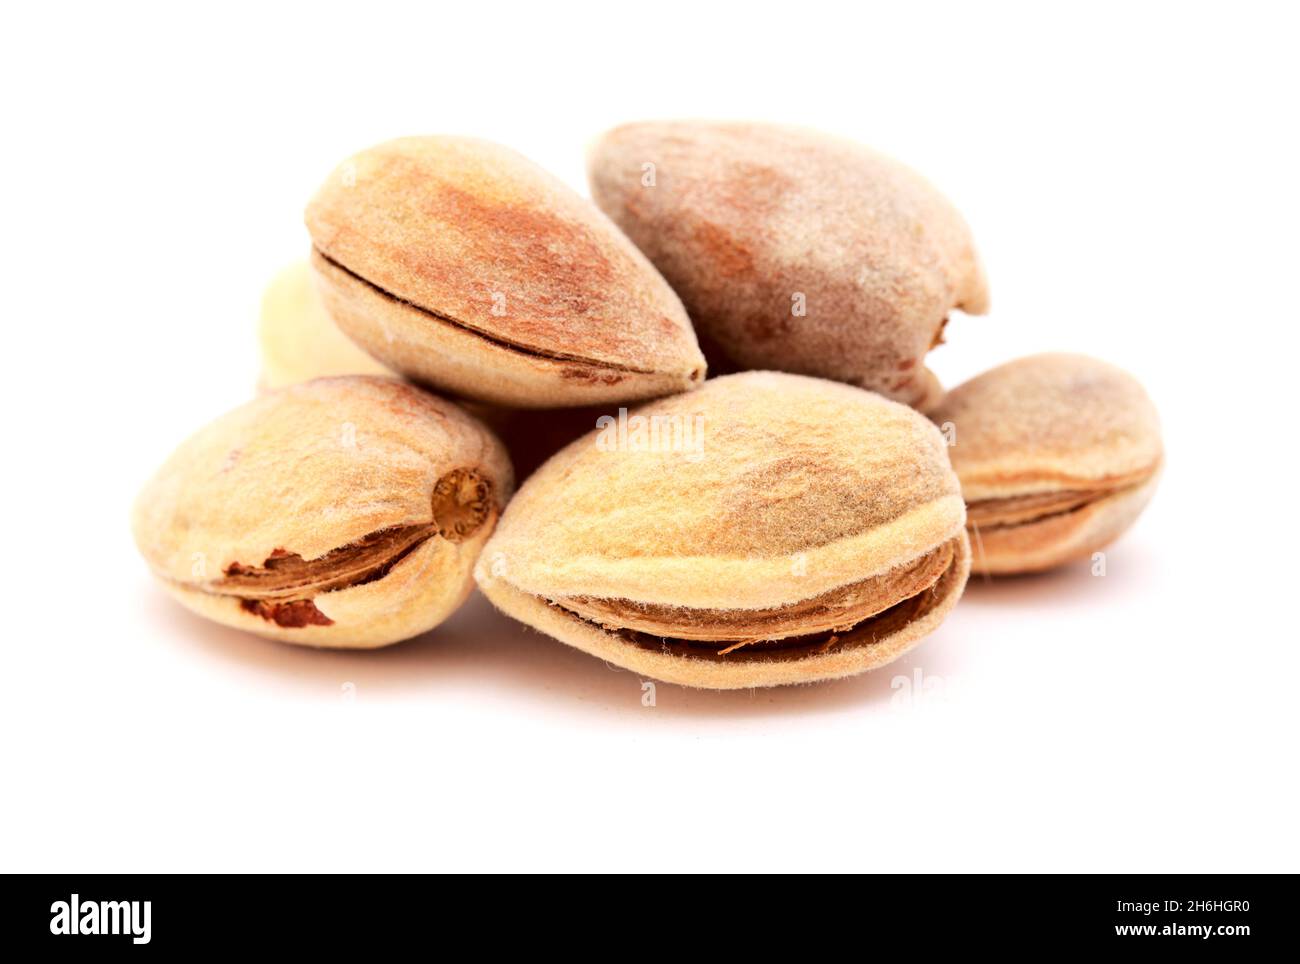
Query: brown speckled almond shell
306 136 706 408
930 353 1163 574
132 377 514 647
474 371 969 687
587 122 988 408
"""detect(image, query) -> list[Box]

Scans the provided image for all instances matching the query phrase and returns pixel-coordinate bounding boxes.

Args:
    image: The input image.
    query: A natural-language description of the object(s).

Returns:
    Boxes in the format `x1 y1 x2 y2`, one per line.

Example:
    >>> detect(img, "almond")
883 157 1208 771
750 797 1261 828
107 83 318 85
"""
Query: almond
475 371 970 688
930 354 1162 574
588 121 988 409
306 137 706 407
133 377 513 647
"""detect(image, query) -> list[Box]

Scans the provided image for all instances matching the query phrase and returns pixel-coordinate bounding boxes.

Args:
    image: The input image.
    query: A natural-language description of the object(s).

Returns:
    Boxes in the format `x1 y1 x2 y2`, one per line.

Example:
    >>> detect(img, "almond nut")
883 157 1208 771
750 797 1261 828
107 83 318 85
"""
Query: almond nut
133 376 513 647
588 121 988 408
474 371 969 688
929 353 1162 574
306 136 706 408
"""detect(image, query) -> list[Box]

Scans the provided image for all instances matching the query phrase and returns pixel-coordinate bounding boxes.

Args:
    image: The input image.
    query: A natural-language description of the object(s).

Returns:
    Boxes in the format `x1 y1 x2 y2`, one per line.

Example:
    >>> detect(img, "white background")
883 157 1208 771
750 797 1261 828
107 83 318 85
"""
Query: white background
3 1 1296 872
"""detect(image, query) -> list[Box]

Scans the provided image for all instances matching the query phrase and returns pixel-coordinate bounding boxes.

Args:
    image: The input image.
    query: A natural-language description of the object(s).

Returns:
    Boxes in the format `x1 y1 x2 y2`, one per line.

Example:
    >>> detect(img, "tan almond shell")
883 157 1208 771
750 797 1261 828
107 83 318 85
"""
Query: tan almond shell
969 473 1159 574
481 533 969 689
258 260 393 390
478 371 966 609
930 353 1163 574
586 121 988 408
133 377 513 647
305 136 706 408
929 353 1163 501
474 371 968 686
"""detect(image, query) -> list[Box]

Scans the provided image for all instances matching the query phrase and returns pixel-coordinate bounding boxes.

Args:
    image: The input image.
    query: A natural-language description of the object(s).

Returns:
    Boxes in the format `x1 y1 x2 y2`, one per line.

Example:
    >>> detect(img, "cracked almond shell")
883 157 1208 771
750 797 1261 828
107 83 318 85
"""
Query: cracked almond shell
133 376 513 647
929 353 1162 574
587 121 988 409
258 260 393 390
305 136 706 408
474 371 970 689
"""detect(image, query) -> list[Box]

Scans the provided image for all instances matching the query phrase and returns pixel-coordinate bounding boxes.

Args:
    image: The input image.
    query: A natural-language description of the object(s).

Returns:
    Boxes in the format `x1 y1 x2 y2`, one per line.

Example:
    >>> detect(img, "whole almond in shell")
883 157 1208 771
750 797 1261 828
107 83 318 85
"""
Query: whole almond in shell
475 371 970 689
133 376 513 647
930 353 1162 574
306 136 706 408
588 121 988 409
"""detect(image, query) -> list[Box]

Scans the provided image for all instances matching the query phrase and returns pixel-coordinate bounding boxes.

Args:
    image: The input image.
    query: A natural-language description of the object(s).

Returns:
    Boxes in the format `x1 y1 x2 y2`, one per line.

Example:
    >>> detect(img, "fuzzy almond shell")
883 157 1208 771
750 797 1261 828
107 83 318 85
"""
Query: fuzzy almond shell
258 260 392 390
930 353 1163 501
480 531 970 689
132 377 513 646
587 122 988 407
476 371 966 611
305 136 706 406
971 473 1159 575
158 531 487 649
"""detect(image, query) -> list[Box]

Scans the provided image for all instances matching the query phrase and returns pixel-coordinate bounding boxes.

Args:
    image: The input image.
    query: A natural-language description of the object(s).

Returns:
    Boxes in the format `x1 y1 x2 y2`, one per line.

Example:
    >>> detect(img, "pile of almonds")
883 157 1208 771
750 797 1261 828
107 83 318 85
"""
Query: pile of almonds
134 122 1162 689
